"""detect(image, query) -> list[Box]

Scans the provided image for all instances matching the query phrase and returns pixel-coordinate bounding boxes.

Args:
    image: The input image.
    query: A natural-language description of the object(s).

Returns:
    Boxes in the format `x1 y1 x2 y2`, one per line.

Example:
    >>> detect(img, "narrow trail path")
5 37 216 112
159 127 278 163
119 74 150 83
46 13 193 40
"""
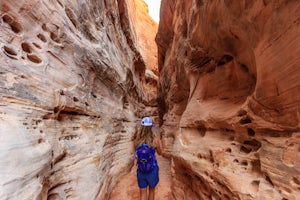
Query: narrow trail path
109 155 172 200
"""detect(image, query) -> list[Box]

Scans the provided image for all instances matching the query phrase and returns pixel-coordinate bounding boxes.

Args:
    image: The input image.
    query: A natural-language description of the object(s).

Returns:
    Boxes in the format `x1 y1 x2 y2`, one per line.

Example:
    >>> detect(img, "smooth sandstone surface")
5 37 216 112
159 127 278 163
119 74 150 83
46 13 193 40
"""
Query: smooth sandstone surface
156 0 300 199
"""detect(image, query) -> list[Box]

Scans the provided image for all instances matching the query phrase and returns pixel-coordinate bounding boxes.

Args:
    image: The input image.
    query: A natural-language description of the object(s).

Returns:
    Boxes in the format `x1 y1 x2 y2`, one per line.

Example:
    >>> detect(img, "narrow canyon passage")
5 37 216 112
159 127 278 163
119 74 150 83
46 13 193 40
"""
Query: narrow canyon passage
0 0 299 200
109 155 172 200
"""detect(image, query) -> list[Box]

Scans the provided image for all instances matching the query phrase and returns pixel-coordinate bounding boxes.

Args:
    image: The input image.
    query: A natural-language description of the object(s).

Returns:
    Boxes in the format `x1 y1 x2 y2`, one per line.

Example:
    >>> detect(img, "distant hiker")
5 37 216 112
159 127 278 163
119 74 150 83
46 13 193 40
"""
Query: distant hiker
134 117 159 200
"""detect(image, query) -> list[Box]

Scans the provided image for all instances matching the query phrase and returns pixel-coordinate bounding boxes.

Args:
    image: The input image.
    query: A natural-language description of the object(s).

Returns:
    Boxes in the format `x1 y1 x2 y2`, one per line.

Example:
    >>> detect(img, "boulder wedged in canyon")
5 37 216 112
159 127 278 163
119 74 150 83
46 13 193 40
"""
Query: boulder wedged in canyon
0 0 157 199
156 0 300 199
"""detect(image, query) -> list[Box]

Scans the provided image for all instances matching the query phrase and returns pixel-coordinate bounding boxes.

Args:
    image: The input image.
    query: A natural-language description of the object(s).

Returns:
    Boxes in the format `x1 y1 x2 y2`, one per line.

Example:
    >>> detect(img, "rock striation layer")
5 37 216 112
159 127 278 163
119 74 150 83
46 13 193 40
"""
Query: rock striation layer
156 0 300 199
0 0 157 199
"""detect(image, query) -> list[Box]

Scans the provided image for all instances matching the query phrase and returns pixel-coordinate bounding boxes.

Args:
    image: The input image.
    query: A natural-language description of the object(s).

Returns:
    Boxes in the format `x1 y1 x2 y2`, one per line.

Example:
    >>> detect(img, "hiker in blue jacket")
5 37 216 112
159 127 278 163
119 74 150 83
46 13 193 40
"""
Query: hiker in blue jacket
134 117 159 200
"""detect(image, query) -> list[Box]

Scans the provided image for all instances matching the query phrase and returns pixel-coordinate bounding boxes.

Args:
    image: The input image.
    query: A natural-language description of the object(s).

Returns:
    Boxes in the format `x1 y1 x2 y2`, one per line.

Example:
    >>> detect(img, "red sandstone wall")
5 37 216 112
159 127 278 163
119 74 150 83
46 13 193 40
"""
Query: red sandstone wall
156 0 300 199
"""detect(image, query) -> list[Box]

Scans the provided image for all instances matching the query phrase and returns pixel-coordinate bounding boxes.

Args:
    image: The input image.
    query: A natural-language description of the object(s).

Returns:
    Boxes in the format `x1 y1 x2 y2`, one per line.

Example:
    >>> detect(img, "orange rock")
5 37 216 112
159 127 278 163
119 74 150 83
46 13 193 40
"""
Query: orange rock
156 0 300 199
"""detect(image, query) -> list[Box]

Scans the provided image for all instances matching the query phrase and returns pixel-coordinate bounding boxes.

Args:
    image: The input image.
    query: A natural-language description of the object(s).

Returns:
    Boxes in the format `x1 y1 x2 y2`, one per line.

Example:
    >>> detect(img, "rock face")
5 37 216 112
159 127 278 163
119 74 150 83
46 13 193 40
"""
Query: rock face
0 0 157 199
127 0 158 73
156 0 300 199
125 0 159 109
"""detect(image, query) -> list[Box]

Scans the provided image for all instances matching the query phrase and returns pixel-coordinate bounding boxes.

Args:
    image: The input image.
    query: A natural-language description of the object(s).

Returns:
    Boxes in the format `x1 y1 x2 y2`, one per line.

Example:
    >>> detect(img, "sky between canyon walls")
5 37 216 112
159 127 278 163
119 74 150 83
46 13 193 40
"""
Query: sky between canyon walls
144 0 161 23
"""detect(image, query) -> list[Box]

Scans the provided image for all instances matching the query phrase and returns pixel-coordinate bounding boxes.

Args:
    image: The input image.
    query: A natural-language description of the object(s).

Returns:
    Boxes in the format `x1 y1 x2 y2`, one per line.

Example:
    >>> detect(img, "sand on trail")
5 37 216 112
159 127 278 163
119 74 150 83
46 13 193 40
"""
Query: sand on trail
109 155 172 200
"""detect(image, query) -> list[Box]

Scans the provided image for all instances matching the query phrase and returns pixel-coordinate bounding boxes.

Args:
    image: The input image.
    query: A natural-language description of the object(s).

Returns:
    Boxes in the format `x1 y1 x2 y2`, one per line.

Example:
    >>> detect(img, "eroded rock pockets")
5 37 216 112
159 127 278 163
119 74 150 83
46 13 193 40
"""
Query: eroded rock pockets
1 12 68 64
156 0 300 199
0 0 157 200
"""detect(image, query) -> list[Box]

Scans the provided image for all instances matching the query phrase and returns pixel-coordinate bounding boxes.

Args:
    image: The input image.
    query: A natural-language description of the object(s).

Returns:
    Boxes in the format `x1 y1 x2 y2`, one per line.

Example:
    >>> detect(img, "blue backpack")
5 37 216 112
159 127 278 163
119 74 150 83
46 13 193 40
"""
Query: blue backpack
135 143 156 173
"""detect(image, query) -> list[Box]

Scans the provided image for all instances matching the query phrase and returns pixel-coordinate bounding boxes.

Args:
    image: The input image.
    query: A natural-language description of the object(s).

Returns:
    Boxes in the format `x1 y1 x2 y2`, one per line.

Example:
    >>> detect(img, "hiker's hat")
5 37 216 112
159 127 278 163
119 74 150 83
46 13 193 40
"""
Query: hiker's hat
141 117 153 126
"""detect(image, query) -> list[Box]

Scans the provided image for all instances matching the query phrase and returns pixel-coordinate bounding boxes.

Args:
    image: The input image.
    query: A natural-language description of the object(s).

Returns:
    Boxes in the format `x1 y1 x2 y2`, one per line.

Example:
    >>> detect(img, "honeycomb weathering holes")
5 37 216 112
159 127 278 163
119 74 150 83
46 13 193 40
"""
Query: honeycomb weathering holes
251 180 260 191
241 160 248 166
65 7 77 28
239 116 252 124
197 125 207 137
21 43 32 53
42 23 47 31
240 139 262 154
225 148 232 153
33 43 42 49
240 146 252 153
37 34 47 42
50 32 60 43
292 177 300 185
2 14 22 33
73 97 79 102
247 128 255 136
27 54 42 64
216 55 233 66
243 139 262 151
3 46 17 56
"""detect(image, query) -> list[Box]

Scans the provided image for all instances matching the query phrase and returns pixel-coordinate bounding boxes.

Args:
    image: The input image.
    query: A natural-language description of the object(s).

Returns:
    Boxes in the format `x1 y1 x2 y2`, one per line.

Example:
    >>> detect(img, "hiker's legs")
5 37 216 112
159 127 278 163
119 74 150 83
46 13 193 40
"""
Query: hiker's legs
140 188 147 200
148 187 155 200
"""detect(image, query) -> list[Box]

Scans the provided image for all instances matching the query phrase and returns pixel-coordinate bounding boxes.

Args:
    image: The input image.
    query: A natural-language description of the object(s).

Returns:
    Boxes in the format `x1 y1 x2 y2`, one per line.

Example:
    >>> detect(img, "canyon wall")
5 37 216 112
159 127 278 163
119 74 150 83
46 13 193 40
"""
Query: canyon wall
0 0 157 199
156 0 300 199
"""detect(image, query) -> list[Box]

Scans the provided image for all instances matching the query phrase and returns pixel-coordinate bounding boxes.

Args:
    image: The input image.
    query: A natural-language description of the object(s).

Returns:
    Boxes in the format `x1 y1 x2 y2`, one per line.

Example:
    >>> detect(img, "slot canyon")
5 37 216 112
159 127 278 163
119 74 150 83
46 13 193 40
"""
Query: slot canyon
0 0 299 199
